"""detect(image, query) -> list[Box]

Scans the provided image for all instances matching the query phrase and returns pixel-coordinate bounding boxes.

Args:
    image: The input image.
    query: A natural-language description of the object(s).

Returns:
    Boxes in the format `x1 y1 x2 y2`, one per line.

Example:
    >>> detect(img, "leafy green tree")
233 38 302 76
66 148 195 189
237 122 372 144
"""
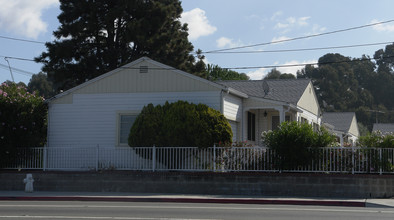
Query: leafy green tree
373 43 394 110
264 68 281 79
206 64 249 81
129 101 232 148
264 68 295 80
27 72 54 98
261 121 335 170
297 47 394 130
36 0 197 92
0 82 47 148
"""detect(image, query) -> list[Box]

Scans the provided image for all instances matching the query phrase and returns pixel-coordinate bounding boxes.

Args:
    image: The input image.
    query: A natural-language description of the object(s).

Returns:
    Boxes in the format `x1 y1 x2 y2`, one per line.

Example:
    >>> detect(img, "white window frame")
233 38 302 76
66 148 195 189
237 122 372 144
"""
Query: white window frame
116 111 140 146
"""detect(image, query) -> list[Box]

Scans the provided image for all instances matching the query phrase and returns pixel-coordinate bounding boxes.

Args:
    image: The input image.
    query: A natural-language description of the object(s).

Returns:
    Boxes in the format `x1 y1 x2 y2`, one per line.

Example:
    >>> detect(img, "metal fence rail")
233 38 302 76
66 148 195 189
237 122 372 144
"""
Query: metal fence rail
1 146 394 174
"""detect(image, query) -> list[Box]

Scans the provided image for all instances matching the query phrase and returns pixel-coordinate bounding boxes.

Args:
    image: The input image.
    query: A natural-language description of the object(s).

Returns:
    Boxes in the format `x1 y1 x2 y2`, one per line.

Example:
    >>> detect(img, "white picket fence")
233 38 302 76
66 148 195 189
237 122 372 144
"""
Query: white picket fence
1 146 394 174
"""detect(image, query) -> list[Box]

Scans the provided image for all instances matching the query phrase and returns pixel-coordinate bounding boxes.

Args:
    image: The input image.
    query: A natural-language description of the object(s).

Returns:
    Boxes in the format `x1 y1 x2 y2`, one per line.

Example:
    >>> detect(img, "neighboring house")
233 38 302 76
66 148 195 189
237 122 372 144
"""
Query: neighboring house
216 79 322 146
322 112 360 146
373 123 394 134
47 57 321 148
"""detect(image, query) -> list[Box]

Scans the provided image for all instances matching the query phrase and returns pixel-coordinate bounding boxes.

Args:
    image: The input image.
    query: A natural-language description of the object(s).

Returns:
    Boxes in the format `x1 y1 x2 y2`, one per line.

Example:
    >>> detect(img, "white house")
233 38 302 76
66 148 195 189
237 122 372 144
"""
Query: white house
322 112 360 146
373 123 394 135
47 57 322 148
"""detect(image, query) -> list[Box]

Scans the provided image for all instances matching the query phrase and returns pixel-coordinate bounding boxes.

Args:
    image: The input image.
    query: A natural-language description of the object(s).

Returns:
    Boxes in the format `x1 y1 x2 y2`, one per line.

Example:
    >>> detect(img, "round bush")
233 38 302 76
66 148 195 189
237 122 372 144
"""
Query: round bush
128 101 232 148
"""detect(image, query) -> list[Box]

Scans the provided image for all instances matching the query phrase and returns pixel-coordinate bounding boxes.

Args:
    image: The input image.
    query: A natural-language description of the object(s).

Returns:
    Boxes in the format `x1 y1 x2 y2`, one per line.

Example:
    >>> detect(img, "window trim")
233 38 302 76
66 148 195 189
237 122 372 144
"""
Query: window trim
116 111 140 146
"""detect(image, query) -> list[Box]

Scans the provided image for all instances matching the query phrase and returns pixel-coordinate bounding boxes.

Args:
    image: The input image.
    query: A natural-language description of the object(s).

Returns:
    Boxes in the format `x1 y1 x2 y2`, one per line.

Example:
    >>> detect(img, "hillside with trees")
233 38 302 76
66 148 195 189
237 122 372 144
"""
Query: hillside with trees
294 43 394 131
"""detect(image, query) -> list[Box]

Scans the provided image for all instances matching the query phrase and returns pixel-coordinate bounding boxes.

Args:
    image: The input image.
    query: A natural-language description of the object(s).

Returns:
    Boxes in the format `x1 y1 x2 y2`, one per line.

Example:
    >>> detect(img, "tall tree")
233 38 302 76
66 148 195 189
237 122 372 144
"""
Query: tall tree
36 0 197 91
373 43 394 109
297 49 394 131
27 72 54 98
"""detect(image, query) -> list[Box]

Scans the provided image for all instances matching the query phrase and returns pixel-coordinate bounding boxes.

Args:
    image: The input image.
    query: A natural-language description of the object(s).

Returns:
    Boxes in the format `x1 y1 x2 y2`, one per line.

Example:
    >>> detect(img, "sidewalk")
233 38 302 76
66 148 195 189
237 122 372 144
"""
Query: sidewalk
2 191 393 208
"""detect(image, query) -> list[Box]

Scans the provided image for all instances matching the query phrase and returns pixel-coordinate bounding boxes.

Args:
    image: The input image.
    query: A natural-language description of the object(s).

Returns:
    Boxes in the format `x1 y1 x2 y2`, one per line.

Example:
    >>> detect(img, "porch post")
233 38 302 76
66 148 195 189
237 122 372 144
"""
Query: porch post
275 106 285 123
339 135 344 147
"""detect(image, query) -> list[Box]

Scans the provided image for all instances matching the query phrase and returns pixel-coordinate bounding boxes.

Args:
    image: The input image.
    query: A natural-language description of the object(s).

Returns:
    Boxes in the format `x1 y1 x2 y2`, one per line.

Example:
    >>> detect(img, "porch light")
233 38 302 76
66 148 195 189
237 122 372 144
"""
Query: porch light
264 111 267 117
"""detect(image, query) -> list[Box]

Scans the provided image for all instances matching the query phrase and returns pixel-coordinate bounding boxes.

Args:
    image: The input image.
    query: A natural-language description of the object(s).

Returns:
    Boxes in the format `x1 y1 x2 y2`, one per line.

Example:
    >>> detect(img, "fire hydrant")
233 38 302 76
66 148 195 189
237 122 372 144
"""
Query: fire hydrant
23 174 34 193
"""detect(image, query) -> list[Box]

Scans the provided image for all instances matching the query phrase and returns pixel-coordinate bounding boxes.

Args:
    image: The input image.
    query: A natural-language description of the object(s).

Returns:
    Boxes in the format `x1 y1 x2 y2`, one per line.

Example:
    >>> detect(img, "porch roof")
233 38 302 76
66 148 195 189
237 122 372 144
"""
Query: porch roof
216 79 310 105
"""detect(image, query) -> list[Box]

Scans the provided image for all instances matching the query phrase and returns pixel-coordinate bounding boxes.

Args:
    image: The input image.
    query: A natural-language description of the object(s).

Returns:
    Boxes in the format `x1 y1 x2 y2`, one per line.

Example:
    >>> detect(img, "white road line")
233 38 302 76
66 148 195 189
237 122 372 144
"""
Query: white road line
0 216 219 220
0 204 393 214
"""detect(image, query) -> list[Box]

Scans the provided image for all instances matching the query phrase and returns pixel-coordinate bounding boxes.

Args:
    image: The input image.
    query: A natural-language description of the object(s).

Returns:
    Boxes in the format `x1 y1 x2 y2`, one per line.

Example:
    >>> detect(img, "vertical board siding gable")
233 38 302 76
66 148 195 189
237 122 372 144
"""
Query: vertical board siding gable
297 82 320 116
54 61 221 99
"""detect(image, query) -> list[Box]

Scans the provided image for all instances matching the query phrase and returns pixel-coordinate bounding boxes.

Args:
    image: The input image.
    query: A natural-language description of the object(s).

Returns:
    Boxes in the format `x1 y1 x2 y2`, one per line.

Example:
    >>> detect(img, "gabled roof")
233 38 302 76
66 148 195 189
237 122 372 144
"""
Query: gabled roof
216 78 311 104
48 57 248 102
373 123 394 134
322 112 356 132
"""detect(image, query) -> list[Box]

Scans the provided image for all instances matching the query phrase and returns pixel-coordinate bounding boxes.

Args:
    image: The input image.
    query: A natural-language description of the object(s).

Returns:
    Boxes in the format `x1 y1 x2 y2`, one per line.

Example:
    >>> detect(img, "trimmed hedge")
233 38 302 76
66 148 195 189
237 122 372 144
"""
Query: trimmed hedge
128 101 232 148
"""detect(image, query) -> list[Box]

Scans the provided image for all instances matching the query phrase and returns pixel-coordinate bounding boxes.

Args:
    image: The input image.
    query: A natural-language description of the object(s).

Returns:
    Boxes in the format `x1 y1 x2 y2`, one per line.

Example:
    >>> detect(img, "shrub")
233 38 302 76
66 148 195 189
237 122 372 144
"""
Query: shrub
128 101 232 148
0 82 47 148
358 131 394 148
261 121 335 170
358 131 394 172
0 83 47 167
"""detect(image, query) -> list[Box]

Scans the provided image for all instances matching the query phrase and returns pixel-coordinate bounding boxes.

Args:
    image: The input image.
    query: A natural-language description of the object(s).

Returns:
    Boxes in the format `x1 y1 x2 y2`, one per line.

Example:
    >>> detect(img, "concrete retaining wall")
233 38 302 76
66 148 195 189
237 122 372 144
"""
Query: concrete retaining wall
1 171 393 198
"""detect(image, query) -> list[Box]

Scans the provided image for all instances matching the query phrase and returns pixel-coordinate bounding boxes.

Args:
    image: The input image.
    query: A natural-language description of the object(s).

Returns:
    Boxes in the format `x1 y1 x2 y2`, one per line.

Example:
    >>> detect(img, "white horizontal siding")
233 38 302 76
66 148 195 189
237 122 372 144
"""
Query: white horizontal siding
223 94 242 122
48 91 221 147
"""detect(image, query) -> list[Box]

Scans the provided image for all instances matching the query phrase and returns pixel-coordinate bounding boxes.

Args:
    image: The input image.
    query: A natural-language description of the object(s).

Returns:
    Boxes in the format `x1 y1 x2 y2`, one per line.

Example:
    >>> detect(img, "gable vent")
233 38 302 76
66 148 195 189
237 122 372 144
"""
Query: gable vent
139 66 148 73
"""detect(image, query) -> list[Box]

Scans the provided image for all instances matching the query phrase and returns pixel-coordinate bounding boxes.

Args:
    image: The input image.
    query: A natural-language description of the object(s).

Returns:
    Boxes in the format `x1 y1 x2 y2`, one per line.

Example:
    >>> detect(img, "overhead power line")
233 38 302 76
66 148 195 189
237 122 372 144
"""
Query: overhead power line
0 63 35 76
204 19 394 53
0 35 46 44
224 55 394 70
117 55 394 71
0 55 36 62
206 41 394 54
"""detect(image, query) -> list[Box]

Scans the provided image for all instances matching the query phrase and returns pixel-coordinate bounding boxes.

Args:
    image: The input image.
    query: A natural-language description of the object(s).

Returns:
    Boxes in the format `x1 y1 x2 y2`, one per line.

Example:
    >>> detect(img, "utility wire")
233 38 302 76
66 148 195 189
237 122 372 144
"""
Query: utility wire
0 35 46 44
225 55 394 70
0 55 36 62
0 63 35 76
204 19 394 53
206 41 394 54
118 55 394 71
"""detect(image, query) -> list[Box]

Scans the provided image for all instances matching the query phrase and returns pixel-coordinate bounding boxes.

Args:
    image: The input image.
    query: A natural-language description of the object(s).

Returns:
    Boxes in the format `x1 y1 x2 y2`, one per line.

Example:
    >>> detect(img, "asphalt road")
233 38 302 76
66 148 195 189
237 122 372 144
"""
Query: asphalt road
1 201 394 220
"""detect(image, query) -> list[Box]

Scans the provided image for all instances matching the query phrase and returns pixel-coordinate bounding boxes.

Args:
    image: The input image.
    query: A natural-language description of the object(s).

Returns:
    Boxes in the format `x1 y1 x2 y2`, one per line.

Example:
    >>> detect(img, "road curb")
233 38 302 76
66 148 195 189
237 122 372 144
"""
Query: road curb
0 196 366 207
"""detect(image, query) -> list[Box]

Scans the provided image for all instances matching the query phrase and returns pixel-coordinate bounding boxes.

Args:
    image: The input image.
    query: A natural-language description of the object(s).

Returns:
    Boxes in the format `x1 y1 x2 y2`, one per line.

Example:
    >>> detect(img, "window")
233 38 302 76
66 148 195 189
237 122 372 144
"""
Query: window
272 115 290 130
247 112 256 141
272 116 280 130
118 114 138 145
301 117 308 124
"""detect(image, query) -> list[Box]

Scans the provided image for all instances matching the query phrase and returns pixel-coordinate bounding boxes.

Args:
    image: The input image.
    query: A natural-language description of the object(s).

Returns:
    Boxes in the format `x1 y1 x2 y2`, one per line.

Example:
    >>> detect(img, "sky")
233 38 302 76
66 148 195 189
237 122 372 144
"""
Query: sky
1 0 394 85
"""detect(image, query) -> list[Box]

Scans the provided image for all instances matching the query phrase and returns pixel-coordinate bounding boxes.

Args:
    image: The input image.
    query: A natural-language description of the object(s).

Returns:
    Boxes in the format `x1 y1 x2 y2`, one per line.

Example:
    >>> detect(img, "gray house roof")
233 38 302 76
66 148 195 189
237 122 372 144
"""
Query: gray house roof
373 123 394 134
216 79 310 104
322 112 355 132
